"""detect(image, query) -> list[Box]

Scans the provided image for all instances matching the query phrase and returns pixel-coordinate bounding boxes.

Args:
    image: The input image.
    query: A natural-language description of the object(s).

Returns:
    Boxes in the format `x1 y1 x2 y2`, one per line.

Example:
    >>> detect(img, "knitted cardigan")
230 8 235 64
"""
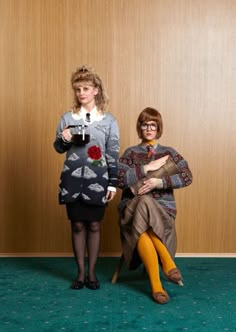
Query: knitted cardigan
117 143 192 218
54 111 120 206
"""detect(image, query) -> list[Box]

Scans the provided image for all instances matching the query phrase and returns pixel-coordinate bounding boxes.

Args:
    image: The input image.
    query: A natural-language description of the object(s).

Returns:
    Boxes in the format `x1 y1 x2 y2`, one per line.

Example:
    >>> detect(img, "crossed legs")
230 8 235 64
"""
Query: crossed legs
137 229 182 304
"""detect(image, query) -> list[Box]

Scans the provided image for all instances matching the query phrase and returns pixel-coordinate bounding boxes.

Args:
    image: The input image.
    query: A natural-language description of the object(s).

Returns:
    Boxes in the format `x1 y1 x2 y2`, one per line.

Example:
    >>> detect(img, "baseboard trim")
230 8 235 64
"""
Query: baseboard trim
0 253 74 257
0 252 235 258
175 253 236 257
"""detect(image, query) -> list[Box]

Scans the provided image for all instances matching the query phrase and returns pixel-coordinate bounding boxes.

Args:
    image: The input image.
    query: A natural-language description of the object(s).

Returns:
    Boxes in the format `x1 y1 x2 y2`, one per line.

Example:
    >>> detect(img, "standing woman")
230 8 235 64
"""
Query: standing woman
54 65 120 290
117 107 192 304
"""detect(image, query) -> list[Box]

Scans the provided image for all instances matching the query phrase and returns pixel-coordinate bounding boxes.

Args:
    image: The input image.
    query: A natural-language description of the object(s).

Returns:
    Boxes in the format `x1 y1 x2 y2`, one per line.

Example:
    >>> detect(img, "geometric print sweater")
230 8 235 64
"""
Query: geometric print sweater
54 110 120 206
117 143 192 218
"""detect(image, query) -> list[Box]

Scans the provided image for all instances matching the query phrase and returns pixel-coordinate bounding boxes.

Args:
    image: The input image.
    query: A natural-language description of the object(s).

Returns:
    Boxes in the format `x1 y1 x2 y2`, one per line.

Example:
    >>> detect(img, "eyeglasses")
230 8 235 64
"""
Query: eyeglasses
140 123 157 131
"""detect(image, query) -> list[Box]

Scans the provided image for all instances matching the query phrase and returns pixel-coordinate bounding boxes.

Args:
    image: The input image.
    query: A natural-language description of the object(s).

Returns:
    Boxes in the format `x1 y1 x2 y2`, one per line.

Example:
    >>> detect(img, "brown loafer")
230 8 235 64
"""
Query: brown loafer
164 268 184 286
152 290 169 304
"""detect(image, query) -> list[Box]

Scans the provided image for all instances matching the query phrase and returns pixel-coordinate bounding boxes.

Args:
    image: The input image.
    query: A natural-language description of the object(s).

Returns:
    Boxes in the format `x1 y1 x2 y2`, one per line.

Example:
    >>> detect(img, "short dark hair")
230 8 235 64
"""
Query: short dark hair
136 107 163 139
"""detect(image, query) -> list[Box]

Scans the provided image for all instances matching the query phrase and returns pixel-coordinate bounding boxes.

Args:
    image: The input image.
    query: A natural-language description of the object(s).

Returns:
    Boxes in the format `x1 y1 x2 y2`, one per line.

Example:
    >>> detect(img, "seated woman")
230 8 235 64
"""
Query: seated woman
117 107 193 304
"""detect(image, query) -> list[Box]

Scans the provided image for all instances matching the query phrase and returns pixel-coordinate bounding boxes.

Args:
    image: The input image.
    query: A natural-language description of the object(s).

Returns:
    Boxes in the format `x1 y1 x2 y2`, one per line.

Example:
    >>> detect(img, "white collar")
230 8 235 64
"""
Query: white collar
71 106 104 123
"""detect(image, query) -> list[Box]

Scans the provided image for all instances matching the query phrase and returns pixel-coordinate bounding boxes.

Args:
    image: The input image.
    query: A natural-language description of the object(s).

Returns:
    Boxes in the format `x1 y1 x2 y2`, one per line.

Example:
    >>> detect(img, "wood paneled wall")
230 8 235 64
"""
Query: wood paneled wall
0 0 235 255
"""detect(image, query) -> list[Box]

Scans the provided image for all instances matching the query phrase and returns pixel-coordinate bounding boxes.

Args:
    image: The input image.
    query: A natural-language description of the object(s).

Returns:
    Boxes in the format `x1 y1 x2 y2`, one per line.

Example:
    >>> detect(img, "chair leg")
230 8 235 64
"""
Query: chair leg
111 255 124 284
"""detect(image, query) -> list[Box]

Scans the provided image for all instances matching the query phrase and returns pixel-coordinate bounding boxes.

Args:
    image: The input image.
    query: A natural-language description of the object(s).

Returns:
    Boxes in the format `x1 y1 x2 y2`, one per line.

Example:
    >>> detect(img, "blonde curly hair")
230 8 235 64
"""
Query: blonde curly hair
71 65 109 112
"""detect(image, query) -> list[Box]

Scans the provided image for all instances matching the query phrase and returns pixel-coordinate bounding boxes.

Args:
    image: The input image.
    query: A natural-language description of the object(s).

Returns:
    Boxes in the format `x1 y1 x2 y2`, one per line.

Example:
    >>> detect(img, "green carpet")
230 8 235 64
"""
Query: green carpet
0 257 235 331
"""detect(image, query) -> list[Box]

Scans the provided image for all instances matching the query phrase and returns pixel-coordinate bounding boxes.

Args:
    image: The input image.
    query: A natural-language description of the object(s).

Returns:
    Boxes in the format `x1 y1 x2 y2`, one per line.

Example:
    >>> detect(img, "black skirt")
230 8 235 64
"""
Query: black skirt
66 199 106 222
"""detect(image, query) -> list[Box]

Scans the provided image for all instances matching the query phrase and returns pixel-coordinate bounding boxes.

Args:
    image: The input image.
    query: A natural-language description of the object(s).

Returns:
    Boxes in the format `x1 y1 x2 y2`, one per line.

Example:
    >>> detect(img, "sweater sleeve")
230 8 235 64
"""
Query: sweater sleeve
105 117 120 187
53 115 72 154
117 147 145 189
161 149 193 189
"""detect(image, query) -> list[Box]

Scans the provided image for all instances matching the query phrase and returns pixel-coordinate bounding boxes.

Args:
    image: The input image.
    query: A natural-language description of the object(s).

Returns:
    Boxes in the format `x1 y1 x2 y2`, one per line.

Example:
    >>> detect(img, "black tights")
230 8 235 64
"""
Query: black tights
71 221 101 282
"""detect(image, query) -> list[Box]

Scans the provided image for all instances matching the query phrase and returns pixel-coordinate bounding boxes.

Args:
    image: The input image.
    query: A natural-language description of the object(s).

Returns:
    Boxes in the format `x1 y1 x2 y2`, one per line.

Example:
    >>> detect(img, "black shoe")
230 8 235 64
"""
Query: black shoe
71 279 85 290
85 277 100 290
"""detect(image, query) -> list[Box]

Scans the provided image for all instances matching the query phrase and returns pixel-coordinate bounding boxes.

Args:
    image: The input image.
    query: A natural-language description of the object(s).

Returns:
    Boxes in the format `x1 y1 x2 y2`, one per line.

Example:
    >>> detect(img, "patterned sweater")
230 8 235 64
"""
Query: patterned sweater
54 110 120 206
117 143 192 217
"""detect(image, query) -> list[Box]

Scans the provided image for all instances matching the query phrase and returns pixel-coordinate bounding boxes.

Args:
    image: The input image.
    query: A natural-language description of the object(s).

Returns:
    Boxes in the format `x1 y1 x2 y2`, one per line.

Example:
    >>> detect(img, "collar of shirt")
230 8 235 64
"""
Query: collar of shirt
71 106 104 124
141 141 158 149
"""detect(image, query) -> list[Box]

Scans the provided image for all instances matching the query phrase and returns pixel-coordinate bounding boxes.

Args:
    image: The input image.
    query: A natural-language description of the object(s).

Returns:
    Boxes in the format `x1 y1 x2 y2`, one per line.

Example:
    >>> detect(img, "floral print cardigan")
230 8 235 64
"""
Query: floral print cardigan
53 110 120 206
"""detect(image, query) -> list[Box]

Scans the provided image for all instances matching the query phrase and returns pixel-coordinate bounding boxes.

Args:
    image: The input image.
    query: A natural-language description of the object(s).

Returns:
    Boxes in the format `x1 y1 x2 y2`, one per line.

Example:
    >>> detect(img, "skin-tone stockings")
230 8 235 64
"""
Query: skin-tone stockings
71 221 101 282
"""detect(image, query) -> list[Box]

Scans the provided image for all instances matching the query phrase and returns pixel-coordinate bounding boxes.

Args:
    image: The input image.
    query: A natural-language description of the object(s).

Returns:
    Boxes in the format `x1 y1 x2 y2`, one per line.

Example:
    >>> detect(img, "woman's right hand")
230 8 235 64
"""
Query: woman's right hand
143 155 169 174
62 127 72 142
138 177 163 195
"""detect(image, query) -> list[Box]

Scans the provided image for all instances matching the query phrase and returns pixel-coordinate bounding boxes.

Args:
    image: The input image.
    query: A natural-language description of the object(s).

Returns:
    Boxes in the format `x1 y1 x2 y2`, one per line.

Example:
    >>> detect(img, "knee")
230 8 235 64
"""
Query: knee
138 195 152 205
88 222 101 233
71 222 85 234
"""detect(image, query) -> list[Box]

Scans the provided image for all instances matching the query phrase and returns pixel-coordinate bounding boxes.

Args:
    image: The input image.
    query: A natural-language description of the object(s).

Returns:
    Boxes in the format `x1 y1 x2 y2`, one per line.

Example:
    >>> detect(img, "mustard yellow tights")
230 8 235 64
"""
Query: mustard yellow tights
137 230 177 293
147 229 176 274
137 232 164 293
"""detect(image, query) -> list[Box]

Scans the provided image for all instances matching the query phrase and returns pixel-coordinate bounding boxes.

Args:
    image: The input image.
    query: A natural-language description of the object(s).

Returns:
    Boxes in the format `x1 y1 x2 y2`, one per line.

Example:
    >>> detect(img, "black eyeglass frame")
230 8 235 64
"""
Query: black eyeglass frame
140 123 158 131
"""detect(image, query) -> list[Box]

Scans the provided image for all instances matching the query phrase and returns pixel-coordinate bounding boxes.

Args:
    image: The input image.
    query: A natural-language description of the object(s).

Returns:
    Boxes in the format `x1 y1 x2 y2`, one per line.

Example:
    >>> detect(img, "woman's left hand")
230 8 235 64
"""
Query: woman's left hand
106 190 116 202
138 178 163 195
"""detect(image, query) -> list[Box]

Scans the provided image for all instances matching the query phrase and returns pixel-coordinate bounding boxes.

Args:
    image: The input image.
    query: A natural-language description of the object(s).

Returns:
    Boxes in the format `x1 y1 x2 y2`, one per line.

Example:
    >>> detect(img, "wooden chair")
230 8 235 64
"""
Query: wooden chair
111 255 124 283
111 254 146 284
